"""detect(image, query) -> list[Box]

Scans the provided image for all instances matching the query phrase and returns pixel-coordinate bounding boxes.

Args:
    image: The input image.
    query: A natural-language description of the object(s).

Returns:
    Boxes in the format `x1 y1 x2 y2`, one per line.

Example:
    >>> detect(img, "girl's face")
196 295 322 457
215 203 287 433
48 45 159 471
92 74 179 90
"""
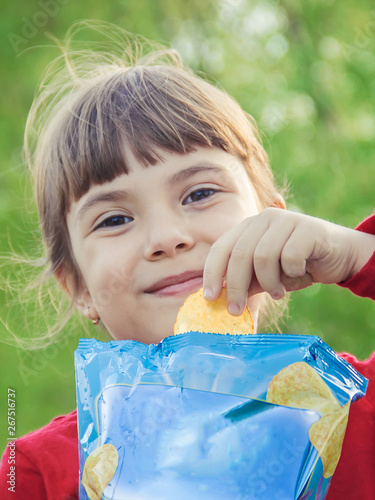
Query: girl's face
67 146 263 344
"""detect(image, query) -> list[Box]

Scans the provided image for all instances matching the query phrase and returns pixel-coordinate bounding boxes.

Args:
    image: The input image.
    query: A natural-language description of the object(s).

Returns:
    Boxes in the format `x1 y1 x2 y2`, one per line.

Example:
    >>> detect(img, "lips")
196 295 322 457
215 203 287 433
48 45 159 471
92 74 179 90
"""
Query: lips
144 270 203 297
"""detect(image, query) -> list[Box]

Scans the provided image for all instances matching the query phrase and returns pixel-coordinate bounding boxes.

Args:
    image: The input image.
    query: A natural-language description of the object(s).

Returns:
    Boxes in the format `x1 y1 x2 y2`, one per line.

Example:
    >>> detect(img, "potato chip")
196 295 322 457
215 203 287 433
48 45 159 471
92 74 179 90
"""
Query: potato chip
266 362 340 417
82 443 118 500
173 288 254 336
309 402 350 478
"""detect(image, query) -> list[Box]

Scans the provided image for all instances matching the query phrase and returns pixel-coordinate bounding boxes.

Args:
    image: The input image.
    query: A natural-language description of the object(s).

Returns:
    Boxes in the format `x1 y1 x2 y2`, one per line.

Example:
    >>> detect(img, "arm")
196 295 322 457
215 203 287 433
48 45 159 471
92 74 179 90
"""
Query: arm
338 213 375 300
203 208 375 313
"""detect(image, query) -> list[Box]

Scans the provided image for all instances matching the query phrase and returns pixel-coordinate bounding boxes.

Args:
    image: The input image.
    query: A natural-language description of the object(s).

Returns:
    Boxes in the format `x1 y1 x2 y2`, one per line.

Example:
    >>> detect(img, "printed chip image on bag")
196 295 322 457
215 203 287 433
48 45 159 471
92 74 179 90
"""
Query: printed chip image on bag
75 289 367 499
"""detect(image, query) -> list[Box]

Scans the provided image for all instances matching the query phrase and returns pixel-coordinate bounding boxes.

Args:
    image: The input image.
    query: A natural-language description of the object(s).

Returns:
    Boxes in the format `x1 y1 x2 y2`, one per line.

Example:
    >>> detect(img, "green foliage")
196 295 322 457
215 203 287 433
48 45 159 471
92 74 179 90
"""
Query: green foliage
0 0 374 451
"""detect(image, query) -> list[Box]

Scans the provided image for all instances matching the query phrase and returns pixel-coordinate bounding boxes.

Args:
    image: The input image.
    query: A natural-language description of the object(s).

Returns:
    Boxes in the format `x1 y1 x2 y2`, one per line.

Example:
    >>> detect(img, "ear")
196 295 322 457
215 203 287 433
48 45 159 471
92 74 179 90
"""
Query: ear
271 193 286 210
54 266 99 322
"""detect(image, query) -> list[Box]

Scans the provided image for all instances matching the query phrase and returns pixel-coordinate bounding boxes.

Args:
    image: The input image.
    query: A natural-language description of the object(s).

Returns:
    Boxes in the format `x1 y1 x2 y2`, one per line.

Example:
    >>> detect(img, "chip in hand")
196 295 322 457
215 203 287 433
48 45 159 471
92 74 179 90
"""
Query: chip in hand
173 288 254 336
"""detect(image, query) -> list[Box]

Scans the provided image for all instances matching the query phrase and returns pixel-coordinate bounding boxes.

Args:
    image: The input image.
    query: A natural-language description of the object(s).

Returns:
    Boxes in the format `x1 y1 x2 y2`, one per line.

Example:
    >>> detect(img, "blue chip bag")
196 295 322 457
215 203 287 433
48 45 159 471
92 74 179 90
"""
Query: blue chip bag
75 333 367 500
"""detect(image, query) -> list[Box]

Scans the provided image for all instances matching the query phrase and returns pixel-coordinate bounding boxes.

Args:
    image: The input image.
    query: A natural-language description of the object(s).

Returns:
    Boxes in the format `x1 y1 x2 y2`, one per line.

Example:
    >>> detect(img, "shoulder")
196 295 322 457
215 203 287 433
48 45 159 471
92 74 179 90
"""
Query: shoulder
11 409 78 464
328 353 375 498
14 409 78 471
340 352 375 381
0 410 79 500
339 352 375 417
16 409 78 451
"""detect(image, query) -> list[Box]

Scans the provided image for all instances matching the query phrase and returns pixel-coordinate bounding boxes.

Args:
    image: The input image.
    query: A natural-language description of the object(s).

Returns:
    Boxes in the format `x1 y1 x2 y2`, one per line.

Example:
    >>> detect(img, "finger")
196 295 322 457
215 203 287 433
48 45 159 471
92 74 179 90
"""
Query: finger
280 225 316 278
225 220 269 314
252 221 296 299
203 222 248 301
278 225 317 292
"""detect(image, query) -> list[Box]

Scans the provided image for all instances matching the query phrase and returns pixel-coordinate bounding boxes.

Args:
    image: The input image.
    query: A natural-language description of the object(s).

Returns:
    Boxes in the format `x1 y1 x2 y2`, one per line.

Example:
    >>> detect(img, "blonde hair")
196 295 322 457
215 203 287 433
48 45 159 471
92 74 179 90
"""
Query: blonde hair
23 21 285 340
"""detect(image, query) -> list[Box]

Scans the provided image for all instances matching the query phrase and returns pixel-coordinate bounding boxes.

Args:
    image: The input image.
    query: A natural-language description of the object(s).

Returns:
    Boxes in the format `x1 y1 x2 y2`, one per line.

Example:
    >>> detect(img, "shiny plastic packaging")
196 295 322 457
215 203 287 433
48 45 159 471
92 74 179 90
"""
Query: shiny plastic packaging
75 333 367 499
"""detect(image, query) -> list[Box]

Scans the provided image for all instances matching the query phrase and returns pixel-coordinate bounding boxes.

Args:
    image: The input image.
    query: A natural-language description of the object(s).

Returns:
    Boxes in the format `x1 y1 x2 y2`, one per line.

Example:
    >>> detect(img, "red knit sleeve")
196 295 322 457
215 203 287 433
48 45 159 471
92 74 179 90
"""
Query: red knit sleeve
338 212 375 299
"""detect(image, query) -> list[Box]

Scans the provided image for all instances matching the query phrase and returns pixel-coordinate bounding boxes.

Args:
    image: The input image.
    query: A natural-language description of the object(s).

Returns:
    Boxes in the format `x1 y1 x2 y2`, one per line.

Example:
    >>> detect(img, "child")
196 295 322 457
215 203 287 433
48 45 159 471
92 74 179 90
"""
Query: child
0 25 374 499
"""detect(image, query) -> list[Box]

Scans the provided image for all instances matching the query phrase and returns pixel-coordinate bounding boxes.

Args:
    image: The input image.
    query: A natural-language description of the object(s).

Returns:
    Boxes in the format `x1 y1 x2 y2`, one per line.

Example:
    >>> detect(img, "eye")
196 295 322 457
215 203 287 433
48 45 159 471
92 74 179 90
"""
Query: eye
183 188 217 205
95 214 133 230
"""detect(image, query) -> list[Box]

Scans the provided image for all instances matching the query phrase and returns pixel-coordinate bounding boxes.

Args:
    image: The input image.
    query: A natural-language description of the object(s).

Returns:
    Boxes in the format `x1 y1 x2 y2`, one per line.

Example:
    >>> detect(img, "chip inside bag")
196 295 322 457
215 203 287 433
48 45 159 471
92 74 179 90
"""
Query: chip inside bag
75 289 367 499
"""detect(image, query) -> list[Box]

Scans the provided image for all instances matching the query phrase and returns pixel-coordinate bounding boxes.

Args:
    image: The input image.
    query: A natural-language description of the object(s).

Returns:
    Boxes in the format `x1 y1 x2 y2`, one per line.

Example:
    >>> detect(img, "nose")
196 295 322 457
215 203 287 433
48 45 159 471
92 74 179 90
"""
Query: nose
143 212 195 261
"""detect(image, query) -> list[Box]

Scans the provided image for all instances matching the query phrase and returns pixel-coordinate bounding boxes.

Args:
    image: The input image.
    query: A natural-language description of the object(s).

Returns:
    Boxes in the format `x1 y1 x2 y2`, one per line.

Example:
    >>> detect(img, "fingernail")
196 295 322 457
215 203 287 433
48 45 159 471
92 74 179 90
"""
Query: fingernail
271 289 284 300
228 302 241 315
203 287 213 300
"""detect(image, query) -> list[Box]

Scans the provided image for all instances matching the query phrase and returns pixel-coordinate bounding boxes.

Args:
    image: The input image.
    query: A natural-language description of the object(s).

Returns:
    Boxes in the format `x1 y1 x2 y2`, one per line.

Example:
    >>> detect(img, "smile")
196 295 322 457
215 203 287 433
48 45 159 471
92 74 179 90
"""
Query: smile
144 270 203 297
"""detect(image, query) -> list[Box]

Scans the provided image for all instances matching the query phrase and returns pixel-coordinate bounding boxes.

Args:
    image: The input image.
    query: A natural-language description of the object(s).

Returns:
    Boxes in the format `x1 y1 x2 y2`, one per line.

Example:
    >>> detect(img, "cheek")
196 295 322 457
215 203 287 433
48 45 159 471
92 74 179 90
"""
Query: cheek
91 267 133 313
203 201 258 241
76 243 137 306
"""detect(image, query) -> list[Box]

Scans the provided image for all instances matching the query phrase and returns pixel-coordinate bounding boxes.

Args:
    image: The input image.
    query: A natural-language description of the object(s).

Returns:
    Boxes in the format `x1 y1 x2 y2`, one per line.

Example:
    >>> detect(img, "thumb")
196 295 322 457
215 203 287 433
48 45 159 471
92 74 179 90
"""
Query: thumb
281 271 314 292
247 276 266 298
246 271 314 299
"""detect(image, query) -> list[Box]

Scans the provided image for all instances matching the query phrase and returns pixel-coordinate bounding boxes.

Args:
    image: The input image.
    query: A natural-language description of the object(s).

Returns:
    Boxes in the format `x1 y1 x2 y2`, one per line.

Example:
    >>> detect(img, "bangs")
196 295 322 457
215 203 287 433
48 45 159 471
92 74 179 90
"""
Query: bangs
52 65 237 208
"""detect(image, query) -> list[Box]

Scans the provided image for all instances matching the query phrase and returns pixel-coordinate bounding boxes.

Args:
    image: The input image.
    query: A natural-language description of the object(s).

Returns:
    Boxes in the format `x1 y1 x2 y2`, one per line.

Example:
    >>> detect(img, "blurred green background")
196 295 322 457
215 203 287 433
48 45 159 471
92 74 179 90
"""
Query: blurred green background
0 0 374 452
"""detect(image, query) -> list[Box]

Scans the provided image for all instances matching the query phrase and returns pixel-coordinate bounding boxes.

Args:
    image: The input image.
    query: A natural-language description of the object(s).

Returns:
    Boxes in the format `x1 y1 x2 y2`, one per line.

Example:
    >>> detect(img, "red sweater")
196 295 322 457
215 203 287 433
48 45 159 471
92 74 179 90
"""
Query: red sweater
1 214 374 500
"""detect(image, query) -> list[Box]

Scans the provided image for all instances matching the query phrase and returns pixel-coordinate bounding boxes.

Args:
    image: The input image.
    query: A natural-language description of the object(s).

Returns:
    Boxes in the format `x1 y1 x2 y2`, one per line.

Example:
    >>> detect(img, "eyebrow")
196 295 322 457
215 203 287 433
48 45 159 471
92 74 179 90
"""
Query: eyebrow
75 163 229 223
166 163 229 186
75 190 132 223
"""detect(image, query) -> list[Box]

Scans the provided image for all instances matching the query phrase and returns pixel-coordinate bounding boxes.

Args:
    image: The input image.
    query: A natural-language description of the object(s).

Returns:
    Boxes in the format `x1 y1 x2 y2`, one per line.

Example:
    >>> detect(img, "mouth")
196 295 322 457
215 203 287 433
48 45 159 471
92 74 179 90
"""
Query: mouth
144 270 204 297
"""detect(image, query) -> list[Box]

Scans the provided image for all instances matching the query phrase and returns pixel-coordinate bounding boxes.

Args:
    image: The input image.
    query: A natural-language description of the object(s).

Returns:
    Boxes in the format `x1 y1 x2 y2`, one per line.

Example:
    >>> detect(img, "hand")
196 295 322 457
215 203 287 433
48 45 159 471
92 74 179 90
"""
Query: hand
203 208 375 315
